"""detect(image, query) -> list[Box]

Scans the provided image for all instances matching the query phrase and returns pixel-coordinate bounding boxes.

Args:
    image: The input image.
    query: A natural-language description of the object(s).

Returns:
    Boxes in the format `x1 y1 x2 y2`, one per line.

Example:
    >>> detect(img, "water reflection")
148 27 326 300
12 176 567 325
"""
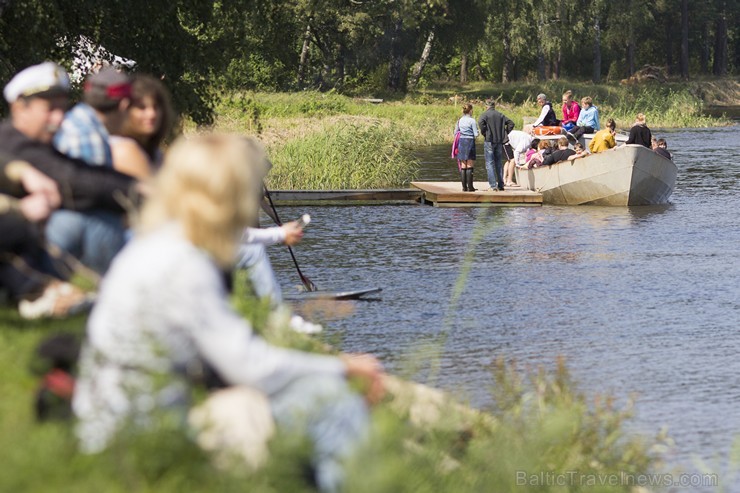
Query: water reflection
269 125 740 482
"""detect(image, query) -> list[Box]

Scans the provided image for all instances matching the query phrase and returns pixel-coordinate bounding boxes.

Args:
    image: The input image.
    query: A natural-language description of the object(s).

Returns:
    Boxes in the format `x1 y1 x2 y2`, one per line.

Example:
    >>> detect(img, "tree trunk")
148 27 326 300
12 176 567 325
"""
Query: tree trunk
537 14 546 81
700 21 710 74
679 0 689 80
297 21 312 89
387 19 404 91
713 14 728 76
552 49 561 80
460 50 468 84
665 14 674 75
335 43 346 88
502 31 513 83
626 40 635 76
407 30 435 91
592 16 602 83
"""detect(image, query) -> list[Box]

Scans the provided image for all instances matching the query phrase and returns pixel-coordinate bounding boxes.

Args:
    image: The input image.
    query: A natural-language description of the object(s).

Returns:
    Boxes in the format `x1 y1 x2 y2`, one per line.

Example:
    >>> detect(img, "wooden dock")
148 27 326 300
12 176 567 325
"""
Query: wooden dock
268 184 542 207
411 182 542 207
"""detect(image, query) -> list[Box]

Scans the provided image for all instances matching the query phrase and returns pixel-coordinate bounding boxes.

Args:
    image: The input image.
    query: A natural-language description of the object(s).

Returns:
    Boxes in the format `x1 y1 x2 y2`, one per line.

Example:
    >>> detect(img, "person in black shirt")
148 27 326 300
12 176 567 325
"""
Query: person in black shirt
542 137 576 166
625 113 652 148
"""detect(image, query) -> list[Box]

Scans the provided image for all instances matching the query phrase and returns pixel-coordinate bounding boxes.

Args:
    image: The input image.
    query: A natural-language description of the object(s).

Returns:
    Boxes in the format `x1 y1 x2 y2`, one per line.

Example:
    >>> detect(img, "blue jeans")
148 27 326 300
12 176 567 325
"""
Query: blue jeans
236 243 282 305
483 142 504 189
45 210 127 274
270 375 369 493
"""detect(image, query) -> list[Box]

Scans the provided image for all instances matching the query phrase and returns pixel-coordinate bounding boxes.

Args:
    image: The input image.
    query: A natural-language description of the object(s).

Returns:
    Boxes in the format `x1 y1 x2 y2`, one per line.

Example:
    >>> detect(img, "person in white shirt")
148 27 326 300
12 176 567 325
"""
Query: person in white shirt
73 134 384 493
503 125 534 187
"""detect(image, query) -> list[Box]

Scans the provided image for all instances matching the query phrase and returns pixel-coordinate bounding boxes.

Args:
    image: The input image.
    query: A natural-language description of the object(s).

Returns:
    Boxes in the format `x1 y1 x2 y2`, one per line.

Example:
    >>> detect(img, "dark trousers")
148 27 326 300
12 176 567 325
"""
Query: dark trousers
571 126 595 140
0 214 62 300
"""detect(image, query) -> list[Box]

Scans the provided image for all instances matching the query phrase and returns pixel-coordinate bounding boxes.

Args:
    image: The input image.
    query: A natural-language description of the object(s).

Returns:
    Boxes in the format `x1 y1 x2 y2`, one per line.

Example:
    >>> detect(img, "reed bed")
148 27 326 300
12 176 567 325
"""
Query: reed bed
265 117 419 190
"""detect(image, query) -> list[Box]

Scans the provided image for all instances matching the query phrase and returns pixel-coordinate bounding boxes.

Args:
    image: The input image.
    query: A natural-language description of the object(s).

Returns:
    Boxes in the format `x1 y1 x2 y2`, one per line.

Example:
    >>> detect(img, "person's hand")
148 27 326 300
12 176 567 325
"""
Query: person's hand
282 221 304 246
341 353 386 405
18 165 61 209
18 193 55 222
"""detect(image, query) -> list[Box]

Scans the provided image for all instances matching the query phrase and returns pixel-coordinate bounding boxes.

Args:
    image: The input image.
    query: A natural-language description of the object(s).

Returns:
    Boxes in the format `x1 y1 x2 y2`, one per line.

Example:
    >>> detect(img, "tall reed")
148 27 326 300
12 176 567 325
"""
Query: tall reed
266 117 419 189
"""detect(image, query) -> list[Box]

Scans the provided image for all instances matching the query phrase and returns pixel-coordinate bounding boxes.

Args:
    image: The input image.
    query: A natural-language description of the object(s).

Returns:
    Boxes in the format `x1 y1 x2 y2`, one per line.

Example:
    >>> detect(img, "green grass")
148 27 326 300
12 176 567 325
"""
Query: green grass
0 263 670 492
184 81 735 190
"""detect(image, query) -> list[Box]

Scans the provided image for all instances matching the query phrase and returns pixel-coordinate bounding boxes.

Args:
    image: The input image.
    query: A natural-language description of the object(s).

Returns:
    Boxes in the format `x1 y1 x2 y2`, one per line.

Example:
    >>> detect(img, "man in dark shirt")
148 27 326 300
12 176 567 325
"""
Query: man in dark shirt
478 98 515 191
542 137 576 166
1 62 137 273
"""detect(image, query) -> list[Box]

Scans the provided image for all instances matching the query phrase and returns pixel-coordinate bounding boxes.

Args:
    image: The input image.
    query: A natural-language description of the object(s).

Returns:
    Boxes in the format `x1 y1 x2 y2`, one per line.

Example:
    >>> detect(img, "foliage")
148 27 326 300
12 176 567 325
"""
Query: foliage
0 295 667 493
2 0 737 120
266 117 419 189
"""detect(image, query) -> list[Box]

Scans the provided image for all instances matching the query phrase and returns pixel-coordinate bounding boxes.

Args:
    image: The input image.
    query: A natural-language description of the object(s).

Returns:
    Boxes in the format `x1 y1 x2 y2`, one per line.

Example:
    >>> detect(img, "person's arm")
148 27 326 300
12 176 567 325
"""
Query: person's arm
111 139 153 180
504 116 515 135
572 104 581 123
625 127 636 145
477 115 487 139
10 139 136 212
472 119 480 138
533 105 549 126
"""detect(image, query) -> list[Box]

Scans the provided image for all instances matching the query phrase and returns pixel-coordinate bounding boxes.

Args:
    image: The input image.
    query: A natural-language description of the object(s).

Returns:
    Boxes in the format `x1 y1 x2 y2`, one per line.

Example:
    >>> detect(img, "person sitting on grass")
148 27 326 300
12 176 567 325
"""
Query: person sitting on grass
541 137 576 166
72 134 385 493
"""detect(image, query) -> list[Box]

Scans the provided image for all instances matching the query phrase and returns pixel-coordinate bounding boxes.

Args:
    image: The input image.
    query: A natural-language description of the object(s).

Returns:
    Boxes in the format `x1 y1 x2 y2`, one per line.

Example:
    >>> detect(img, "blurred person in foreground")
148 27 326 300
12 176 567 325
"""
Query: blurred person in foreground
110 73 175 179
0 153 93 318
0 62 138 275
72 134 384 493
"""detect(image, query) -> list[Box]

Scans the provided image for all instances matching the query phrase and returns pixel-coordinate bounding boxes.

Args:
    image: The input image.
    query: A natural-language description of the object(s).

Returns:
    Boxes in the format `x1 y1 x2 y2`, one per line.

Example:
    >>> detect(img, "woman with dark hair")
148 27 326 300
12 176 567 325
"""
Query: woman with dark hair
110 74 174 179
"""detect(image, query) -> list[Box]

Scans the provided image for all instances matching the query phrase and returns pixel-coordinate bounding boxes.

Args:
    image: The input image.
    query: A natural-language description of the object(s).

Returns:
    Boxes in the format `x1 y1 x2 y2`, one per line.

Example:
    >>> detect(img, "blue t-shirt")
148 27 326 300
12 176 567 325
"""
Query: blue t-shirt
455 115 479 139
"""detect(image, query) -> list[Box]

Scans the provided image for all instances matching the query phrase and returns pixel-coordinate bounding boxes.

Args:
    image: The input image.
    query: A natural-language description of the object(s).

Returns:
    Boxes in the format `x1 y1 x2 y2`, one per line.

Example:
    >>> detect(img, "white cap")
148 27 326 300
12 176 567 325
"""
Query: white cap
3 62 70 103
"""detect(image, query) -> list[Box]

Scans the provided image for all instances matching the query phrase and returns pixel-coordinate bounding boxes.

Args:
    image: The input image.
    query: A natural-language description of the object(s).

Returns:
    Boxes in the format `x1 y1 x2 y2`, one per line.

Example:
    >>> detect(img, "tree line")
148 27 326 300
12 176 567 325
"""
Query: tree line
1 0 737 122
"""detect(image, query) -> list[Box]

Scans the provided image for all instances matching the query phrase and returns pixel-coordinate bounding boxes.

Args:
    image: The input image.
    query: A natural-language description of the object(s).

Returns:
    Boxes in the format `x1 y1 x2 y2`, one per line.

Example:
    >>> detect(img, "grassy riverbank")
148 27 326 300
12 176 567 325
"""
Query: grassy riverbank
0 283 665 492
188 78 738 190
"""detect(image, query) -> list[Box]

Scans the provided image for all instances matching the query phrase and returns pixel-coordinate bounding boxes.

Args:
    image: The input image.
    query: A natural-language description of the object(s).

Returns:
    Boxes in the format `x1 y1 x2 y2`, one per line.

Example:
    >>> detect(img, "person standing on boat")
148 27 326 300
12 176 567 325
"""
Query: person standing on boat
626 113 652 148
560 90 580 132
569 97 600 141
478 99 514 191
532 93 559 127
454 103 480 192
588 118 617 153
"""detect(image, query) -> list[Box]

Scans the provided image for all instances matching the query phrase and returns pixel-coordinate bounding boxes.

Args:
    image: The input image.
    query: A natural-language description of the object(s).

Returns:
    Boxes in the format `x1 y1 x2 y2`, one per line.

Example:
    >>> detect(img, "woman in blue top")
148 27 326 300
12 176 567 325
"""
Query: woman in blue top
453 103 480 191
570 96 600 140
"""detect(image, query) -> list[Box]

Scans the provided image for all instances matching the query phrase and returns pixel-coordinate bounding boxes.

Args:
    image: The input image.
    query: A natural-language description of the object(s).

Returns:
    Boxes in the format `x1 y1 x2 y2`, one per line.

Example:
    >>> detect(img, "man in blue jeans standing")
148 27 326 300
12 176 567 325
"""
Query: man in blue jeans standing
478 98 514 191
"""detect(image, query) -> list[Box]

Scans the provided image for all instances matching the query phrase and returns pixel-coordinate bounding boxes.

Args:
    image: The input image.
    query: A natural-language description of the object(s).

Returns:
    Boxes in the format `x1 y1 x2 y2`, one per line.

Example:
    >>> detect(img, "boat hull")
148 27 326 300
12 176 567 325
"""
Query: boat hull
515 145 677 206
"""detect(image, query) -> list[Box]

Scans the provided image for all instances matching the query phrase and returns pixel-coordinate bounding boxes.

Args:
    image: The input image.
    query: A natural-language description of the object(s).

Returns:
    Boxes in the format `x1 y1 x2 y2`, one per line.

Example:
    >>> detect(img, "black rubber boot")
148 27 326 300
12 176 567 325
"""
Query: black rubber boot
460 170 468 191
466 168 477 192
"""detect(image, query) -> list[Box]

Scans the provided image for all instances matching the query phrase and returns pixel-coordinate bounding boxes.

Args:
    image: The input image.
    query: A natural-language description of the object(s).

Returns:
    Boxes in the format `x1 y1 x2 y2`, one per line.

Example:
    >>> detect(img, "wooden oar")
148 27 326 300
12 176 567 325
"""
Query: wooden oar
262 184 318 292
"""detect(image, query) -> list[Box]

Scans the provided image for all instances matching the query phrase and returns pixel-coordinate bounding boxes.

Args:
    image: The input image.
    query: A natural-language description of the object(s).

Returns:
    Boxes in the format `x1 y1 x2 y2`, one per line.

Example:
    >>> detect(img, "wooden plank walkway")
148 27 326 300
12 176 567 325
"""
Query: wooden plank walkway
411 181 542 207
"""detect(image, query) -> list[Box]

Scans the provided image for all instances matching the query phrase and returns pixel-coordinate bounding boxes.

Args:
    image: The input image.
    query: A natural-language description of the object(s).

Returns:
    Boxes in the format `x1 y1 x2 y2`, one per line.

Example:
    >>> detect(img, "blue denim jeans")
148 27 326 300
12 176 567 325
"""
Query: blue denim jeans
45 210 127 274
483 141 504 189
270 374 369 493
236 243 283 305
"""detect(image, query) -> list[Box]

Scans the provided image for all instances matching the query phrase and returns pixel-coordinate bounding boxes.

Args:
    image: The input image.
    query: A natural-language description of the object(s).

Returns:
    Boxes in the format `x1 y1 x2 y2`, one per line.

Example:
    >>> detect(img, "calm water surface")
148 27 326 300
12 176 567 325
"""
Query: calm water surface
270 126 740 480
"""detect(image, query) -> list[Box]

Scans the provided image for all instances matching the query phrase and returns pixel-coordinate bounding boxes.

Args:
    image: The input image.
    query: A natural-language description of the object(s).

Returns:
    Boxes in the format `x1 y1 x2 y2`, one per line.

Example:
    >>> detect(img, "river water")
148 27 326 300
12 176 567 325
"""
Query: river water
269 125 740 482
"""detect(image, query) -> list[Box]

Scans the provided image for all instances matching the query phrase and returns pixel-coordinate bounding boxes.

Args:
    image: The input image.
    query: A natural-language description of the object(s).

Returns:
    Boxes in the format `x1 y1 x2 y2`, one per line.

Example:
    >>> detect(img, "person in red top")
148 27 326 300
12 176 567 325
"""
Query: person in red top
561 90 580 132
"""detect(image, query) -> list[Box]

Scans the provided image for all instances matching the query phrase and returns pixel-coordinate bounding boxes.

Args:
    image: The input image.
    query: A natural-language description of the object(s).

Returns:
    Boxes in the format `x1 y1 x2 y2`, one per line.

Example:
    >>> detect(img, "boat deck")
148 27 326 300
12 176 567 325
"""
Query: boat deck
411 182 542 207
